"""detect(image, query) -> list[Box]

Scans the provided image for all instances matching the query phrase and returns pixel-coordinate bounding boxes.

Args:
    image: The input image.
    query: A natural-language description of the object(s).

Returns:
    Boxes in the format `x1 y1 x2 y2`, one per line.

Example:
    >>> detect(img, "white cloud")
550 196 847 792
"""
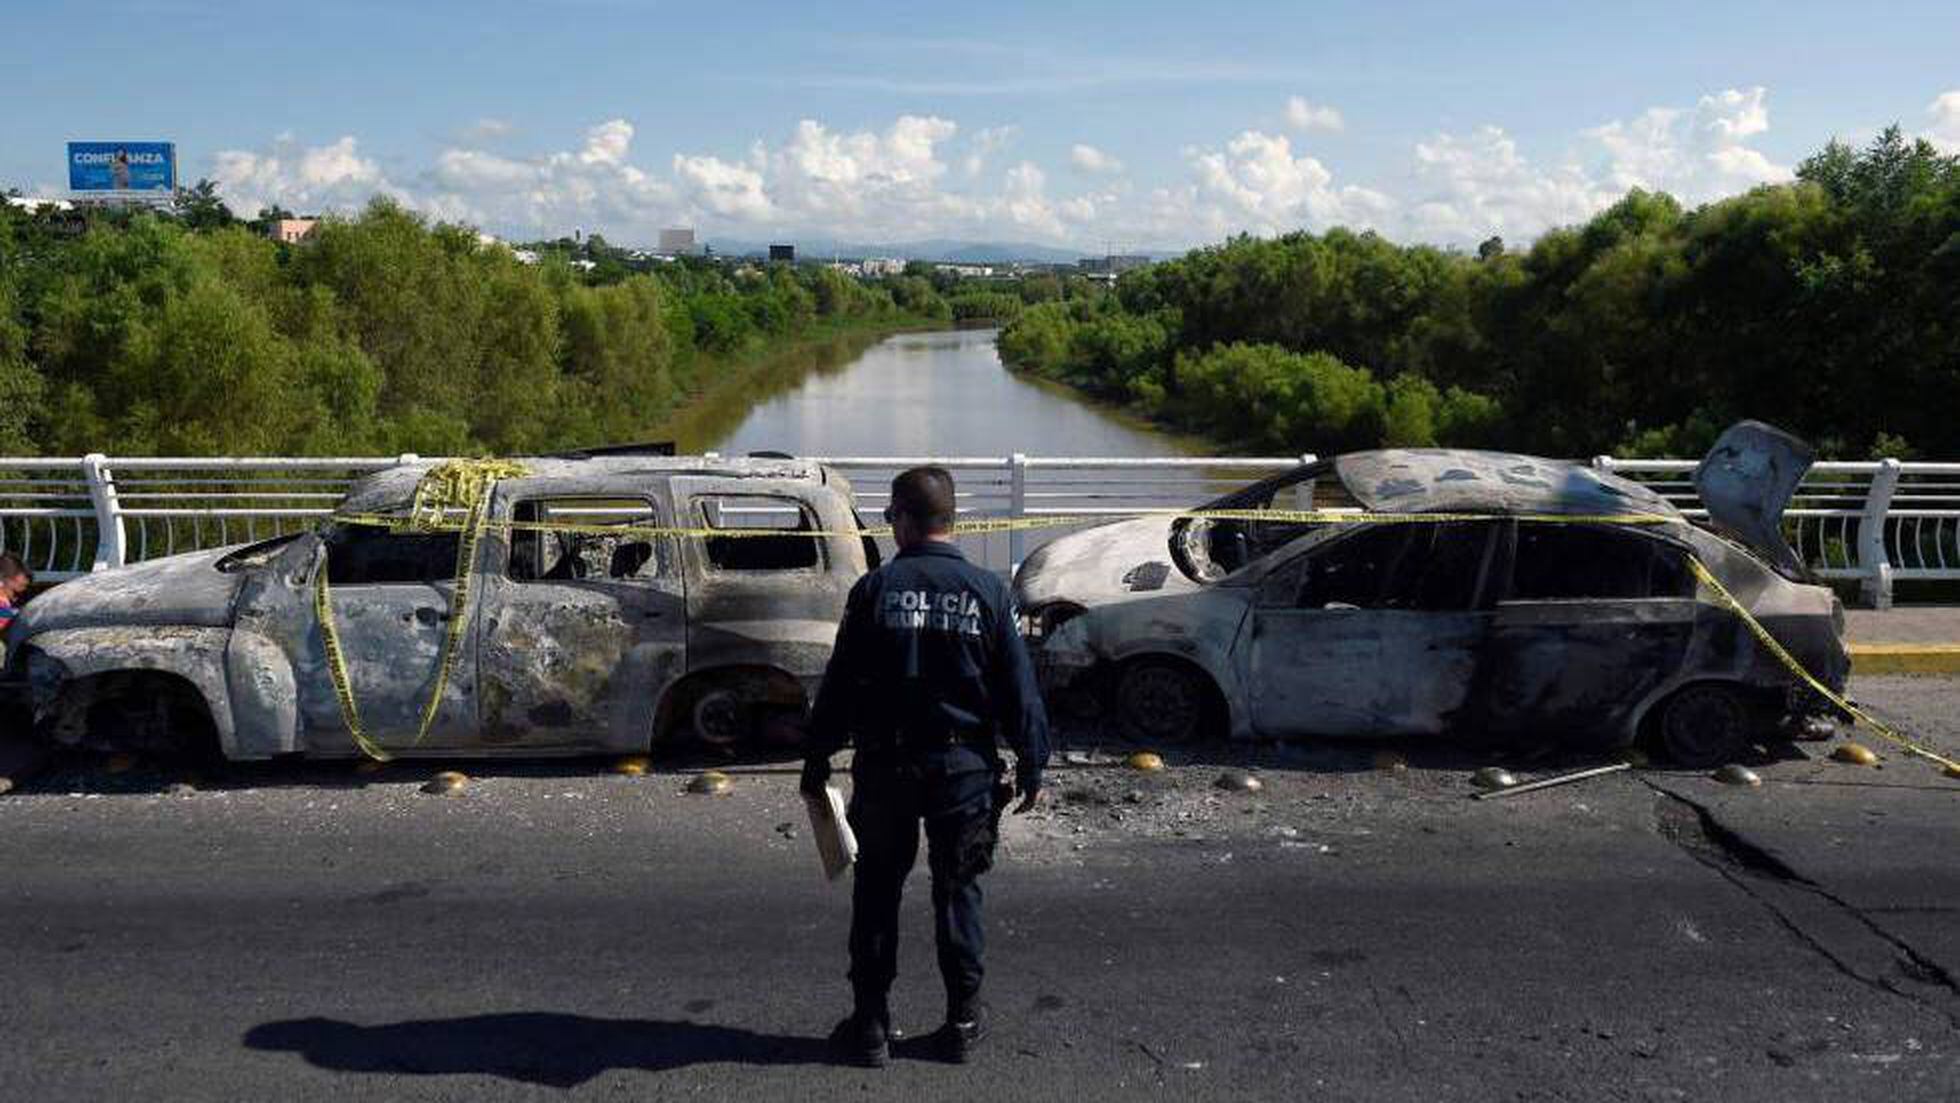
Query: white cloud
1926 90 1960 153
460 117 514 143
1070 143 1123 174
1284 96 1344 134
1408 87 1791 244
1409 125 1611 243
1584 87 1789 201
195 85 1854 252
425 118 673 234
1165 129 1391 239
962 124 1017 178
671 147 773 221
210 133 392 216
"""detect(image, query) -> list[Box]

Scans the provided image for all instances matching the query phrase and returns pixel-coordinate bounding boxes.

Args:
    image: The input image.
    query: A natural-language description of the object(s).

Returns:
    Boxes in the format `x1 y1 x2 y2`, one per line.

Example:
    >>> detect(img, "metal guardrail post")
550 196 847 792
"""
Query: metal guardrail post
1008 453 1029 570
81 453 126 572
1859 458 1902 609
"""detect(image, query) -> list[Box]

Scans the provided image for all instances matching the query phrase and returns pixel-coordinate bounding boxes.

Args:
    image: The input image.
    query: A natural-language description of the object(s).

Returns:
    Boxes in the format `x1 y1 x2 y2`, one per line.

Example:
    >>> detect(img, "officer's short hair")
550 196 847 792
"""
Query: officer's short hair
890 467 957 533
0 553 29 584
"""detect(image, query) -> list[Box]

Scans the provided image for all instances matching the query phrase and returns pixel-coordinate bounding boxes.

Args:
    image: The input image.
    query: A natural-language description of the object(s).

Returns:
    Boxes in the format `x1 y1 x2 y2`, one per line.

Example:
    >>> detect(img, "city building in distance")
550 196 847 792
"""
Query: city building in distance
267 218 318 244
658 227 697 256
1077 254 1152 278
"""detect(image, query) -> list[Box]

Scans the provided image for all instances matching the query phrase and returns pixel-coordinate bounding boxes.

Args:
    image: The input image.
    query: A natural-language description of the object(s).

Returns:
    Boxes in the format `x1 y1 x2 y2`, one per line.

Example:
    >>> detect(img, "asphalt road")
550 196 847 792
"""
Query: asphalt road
1 676 1956 1102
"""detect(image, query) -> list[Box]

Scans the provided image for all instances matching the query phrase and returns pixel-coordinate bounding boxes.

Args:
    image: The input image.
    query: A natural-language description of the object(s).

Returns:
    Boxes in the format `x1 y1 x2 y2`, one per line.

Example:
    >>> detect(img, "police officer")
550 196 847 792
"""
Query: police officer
801 465 1051 1067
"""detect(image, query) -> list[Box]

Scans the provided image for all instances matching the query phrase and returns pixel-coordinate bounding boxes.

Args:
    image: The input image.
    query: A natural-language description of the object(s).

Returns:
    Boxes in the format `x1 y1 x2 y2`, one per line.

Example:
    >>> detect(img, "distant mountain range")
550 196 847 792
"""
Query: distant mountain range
700 237 1176 265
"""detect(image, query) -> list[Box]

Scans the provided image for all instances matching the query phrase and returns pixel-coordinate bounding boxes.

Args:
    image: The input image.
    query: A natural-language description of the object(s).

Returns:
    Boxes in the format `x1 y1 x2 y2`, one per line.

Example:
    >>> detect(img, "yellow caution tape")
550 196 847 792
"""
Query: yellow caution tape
312 457 1953 780
318 459 529 761
326 506 1675 543
1687 555 1960 776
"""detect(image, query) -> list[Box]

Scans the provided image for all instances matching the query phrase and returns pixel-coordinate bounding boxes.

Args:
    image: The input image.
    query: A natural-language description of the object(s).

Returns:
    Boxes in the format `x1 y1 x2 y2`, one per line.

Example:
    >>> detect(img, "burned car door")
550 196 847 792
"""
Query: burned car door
1475 522 1698 742
300 521 480 751
667 475 863 735
1241 522 1495 737
473 490 686 752
1693 420 1816 577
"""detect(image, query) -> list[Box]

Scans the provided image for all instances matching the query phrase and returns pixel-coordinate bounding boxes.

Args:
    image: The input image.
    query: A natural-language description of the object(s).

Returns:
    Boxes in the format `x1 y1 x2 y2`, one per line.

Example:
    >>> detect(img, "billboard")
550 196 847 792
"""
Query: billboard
68 142 177 194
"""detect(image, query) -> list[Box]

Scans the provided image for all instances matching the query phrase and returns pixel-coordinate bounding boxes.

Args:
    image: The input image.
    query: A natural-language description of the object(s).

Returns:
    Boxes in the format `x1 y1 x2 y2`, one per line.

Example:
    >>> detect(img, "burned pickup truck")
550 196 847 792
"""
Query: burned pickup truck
5 455 874 759
1016 422 1848 766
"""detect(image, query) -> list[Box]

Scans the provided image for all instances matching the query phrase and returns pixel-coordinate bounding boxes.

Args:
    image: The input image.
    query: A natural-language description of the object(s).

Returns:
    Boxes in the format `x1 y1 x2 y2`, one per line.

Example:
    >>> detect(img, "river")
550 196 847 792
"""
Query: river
661 326 1204 458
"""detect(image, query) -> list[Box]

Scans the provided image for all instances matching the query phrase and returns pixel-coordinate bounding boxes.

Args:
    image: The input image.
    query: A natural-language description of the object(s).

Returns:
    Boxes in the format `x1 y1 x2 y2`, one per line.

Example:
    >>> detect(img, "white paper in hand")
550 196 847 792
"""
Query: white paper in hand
804 784 857 881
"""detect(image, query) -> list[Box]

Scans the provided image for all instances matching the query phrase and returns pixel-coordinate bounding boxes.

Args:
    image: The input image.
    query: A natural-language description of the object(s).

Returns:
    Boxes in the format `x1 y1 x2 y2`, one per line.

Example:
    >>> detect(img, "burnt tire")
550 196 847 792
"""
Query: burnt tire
691 686 752 749
1656 683 1760 768
1111 659 1212 747
78 676 217 760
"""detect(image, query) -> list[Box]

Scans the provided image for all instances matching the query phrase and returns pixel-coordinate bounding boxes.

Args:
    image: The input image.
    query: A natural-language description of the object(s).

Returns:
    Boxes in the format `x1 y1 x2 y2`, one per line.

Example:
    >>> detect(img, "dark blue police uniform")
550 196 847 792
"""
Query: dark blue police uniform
804 541 1050 1024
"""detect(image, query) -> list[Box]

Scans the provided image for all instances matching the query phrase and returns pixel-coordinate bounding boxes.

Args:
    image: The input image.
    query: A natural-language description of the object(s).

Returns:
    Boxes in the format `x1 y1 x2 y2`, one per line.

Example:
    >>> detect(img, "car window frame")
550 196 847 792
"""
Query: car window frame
502 493 674 586
319 520 464 589
692 491 829 575
1256 520 1500 612
1494 520 1697 604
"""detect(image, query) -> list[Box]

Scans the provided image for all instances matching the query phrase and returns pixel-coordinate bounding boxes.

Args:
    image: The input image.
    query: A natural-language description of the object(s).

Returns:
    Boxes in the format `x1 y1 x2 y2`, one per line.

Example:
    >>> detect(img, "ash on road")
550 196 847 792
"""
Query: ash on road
1 676 1956 1102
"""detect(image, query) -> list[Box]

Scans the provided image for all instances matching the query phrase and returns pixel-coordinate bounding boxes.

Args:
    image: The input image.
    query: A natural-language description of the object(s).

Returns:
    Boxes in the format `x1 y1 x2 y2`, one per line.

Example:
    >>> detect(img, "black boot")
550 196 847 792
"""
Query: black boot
828 1008 889 1068
927 1000 988 1064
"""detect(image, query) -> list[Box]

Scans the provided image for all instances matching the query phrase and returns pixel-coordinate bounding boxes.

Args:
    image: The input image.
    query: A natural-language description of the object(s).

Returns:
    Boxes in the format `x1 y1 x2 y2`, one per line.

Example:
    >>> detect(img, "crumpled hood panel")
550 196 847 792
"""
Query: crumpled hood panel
1014 516 1200 609
14 547 245 636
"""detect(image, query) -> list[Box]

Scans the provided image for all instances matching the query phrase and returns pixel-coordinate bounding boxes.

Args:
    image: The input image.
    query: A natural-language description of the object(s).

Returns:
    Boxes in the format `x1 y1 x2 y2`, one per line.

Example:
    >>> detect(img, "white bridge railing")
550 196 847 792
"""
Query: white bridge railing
1 452 1954 607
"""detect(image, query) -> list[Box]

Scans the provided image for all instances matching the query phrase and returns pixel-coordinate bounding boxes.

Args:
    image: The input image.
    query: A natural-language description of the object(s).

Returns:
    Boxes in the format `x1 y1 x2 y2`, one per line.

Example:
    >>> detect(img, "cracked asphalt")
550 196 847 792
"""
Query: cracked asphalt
0 675 1956 1102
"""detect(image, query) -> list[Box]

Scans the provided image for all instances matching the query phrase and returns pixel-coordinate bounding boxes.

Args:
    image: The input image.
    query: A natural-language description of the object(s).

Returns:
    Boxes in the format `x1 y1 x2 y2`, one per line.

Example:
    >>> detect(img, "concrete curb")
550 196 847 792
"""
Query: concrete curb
1849 643 1960 675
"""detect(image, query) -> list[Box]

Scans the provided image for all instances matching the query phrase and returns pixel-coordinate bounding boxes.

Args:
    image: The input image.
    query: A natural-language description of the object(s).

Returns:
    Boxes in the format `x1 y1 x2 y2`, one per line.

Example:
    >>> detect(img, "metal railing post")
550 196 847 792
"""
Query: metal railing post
1859 458 1902 610
81 453 126 572
1008 453 1029 570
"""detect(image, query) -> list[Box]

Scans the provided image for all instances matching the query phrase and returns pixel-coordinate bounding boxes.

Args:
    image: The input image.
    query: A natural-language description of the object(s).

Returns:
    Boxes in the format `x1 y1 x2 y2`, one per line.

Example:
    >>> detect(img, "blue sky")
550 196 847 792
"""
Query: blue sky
8 0 1959 249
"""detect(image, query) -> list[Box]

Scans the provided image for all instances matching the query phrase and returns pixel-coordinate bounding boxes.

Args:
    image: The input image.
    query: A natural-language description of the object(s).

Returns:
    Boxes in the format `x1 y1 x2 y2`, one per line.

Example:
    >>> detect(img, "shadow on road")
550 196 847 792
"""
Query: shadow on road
243 1012 829 1087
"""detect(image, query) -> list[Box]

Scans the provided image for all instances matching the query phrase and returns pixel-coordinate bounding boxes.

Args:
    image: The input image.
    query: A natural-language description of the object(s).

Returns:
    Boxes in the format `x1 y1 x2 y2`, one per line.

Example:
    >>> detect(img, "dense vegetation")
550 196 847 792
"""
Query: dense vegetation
999 130 1960 458
0 198 941 455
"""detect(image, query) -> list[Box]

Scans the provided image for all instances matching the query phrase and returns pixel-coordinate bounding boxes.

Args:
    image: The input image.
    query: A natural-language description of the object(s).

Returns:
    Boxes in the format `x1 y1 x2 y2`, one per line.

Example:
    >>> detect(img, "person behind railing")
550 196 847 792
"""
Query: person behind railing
0 554 33 634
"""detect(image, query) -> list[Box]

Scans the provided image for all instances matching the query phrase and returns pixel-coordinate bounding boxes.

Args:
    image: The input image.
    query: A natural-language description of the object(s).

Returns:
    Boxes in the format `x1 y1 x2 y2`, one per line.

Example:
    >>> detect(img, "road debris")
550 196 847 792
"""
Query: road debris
686 770 732 795
1830 743 1879 766
1215 770 1263 792
614 756 651 777
421 770 468 796
1471 762 1630 800
1124 751 1166 772
1471 766 1518 791
1712 764 1763 787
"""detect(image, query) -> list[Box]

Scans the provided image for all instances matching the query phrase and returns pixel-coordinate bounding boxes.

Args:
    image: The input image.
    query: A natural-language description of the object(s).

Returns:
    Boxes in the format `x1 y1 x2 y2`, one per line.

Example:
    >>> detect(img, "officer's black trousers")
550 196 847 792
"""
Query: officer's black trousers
846 749 996 1020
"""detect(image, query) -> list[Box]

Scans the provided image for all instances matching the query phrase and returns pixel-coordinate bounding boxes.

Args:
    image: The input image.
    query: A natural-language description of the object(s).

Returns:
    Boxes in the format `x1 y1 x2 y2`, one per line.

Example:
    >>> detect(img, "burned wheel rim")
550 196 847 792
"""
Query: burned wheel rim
1114 661 1207 745
1659 684 1753 768
692 689 749 747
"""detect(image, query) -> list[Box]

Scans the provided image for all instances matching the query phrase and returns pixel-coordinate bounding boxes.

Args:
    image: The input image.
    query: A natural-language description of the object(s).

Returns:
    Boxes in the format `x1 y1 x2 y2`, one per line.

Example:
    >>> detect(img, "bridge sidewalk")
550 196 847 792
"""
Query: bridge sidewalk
1845 607 1960 673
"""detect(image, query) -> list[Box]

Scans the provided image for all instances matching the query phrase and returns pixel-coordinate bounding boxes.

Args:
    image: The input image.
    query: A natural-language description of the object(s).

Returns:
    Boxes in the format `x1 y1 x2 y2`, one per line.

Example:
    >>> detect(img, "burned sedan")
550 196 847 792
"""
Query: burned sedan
1015 422 1848 766
6 455 874 759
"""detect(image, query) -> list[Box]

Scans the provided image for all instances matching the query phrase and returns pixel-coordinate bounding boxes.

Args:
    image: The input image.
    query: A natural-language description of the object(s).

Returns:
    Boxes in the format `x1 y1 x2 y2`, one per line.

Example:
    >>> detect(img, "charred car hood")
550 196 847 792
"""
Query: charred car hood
1014 516 1201 608
12 546 246 638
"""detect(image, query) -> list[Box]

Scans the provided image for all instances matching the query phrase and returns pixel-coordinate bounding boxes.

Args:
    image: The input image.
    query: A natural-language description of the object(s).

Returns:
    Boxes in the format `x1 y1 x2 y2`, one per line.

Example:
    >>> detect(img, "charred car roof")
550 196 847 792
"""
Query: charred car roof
1332 449 1682 520
338 455 826 515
